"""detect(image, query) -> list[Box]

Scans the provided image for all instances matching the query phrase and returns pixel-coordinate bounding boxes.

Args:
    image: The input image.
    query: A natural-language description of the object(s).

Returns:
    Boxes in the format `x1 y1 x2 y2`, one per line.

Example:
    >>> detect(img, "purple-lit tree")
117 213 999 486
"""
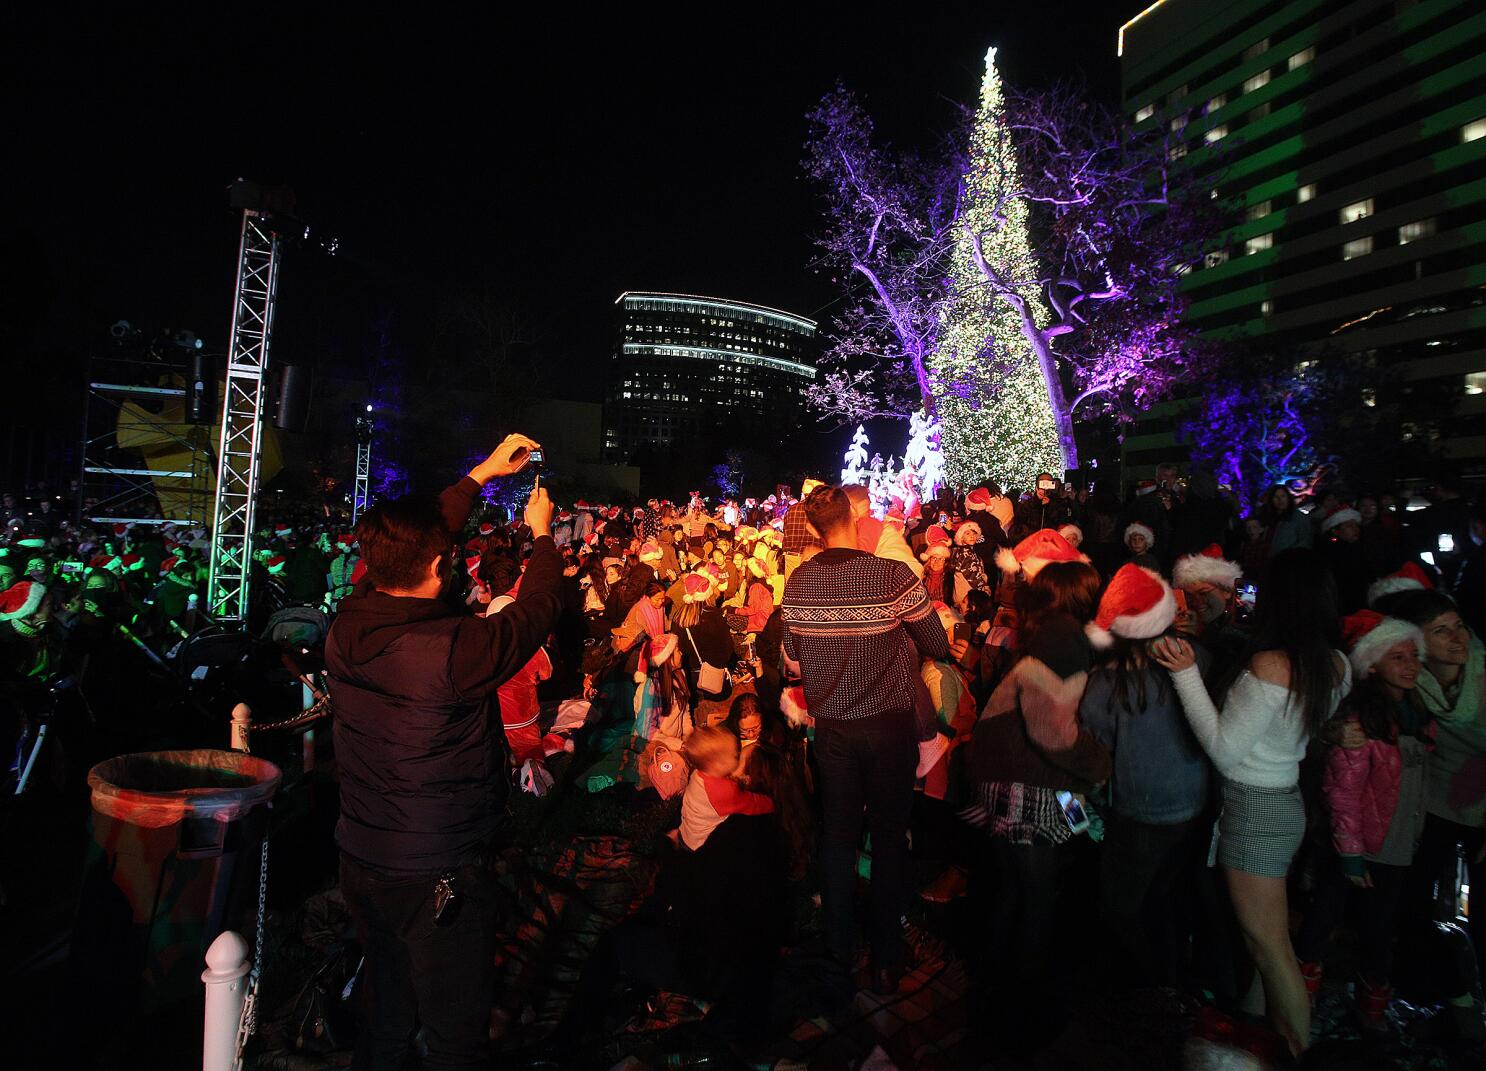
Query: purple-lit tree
802 86 962 426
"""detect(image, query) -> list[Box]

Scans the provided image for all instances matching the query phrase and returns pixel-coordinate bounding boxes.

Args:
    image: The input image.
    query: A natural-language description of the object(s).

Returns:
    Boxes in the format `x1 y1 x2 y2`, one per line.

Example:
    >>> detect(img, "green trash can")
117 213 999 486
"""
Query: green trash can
76 749 281 1011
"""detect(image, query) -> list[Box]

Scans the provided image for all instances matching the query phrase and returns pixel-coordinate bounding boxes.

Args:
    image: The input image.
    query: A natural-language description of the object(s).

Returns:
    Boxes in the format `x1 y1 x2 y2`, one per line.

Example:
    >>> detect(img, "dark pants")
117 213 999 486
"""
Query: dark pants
1409 814 1486 975
1100 813 1206 987
814 712 916 969
339 854 499 1071
1297 854 1409 985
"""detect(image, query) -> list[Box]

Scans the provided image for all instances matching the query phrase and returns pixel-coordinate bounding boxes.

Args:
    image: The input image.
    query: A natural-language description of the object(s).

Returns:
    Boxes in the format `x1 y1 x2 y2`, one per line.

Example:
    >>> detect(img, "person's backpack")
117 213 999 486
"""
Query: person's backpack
650 744 689 800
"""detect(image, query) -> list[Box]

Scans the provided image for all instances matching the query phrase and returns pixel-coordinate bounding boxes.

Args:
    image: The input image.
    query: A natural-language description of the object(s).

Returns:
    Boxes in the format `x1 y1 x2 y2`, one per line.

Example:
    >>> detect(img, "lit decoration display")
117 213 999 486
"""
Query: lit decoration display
901 409 945 500
927 47 1063 492
841 425 871 485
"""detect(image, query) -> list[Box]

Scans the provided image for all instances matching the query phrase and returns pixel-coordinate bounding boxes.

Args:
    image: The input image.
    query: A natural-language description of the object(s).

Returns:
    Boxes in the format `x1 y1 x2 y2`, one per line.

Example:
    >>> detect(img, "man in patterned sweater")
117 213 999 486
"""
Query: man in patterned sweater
782 485 948 994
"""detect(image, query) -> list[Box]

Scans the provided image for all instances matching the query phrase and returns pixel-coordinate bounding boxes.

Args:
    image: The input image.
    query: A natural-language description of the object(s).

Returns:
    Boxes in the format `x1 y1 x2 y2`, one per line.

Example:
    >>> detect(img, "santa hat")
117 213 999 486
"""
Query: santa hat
273 522 293 537
683 572 714 603
1343 610 1424 679
634 633 679 683
336 533 356 550
119 553 145 572
159 555 179 576
1320 504 1362 534
965 488 993 513
464 553 482 577
995 528 1089 579
1124 522 1156 548
1367 562 1435 606
734 526 758 544
1058 523 1083 548
264 554 287 574
478 522 495 536
954 521 983 547
781 685 810 728
1087 564 1176 649
1134 480 1158 497
920 525 952 560
112 523 132 539
1173 544 1244 591
0 580 46 621
638 541 663 563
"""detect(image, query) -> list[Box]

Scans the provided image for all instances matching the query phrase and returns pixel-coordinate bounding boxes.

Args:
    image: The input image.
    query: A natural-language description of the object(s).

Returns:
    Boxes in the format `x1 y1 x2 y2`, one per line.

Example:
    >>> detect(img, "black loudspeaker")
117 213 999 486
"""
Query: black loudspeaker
187 351 215 424
273 365 313 431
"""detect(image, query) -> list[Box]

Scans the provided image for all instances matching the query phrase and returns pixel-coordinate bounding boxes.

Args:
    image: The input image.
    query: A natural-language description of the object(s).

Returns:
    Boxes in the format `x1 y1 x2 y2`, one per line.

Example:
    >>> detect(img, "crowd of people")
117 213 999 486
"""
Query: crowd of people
4 446 1486 1066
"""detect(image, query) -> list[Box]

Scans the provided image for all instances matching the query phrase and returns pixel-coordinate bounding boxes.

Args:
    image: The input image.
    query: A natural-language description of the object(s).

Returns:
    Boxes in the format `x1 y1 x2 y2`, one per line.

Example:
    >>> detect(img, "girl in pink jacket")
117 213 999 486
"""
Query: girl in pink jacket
1297 611 1432 1031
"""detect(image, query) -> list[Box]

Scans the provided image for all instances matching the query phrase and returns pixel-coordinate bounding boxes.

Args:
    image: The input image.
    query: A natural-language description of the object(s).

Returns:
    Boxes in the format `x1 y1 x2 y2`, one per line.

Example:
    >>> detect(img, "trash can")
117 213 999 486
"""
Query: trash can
75 749 281 1012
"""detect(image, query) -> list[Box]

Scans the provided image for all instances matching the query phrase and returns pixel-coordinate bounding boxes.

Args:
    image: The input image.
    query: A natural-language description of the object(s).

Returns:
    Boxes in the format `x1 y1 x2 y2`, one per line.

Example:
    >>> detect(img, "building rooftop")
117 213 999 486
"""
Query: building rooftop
615 291 817 333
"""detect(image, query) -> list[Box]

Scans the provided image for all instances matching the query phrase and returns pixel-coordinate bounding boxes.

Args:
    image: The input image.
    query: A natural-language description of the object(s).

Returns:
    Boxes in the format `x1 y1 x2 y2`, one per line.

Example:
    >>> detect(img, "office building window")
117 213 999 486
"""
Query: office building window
1246 200 1272 222
1205 125 1228 144
1244 233 1273 255
1260 300 1274 317
1243 38 1270 60
1465 372 1486 396
1362 388 1377 408
1462 118 1486 143
1288 47 1316 70
1342 236 1374 260
1135 103 1155 122
1171 115 1187 133
1398 218 1436 244
1205 93 1227 115
1204 249 1230 268
1243 70 1271 94
1297 183 1317 203
1168 143 1188 161
1340 199 1374 223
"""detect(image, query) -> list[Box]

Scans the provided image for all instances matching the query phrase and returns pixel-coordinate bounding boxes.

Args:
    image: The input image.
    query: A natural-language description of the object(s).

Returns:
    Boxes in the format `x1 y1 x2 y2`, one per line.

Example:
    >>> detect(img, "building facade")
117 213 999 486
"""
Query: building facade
1118 0 1486 482
603 291 818 468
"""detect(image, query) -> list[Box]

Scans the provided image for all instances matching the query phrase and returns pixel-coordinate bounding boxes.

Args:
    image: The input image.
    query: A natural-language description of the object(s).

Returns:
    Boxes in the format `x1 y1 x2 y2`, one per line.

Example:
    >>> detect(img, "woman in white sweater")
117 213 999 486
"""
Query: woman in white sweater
1152 548 1350 1058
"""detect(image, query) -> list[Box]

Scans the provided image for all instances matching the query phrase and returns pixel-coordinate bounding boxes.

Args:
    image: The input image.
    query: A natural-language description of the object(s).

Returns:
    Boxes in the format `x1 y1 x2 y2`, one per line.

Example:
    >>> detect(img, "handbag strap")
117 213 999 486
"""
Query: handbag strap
683 626 704 665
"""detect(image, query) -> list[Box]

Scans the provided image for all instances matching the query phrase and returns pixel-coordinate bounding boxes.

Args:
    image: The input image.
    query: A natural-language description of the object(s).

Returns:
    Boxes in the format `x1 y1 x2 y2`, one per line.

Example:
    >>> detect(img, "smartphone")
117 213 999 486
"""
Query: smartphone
527 449 544 464
1438 533 1455 554
952 622 973 645
1236 581 1257 610
59 561 84 577
1056 790 1090 834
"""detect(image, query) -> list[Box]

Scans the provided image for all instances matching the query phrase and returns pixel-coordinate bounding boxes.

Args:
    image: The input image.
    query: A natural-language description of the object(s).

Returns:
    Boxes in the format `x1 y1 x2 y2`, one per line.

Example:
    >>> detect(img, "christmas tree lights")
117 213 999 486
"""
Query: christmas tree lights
841 425 871 485
928 47 1063 491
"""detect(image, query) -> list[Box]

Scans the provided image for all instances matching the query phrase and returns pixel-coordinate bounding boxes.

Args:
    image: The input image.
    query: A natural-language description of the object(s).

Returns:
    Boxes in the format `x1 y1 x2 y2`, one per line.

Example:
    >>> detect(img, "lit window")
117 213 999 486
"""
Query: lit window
1398 219 1436 244
1342 236 1373 260
1171 115 1187 133
1245 233 1273 255
1243 70 1271 94
1461 118 1486 143
1465 372 1486 396
1205 93 1227 115
1168 143 1188 161
1288 47 1315 70
1362 388 1376 408
1243 38 1270 60
1261 300 1274 316
1246 200 1272 221
1204 250 1230 268
1205 125 1228 143
1297 183 1317 203
1339 198 1374 223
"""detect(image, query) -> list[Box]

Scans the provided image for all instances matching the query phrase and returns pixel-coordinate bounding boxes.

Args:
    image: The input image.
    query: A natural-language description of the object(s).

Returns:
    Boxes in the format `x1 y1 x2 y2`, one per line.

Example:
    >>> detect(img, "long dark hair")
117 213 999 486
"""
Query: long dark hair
1218 547 1342 734
1096 635 1169 717
1341 675 1406 743
1257 484 1295 527
743 742 811 880
1017 560 1100 653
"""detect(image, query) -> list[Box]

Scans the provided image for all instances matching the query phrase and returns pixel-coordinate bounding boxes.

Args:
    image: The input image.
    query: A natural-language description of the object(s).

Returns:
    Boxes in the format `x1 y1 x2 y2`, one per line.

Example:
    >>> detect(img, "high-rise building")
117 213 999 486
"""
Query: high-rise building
1118 0 1486 481
603 291 818 467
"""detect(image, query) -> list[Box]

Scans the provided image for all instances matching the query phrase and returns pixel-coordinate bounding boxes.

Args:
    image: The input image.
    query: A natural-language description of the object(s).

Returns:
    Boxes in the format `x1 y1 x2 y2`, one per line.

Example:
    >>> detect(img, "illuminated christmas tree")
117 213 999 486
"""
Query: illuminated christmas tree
928 47 1063 491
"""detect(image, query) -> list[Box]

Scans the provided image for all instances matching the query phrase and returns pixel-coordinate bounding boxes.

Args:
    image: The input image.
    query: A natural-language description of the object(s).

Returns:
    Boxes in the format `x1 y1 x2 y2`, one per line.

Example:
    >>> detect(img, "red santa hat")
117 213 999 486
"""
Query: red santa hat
0 580 46 621
683 572 714 603
995 528 1089 579
1087 564 1176 649
159 555 180 576
781 685 810 728
465 553 482 577
273 522 293 537
1367 561 1435 606
634 633 680 683
920 525 951 560
965 488 992 513
1134 480 1158 497
1319 504 1362 534
264 554 287 574
1342 610 1424 679
1173 544 1244 591
1057 523 1083 548
112 522 132 539
954 521 983 547
119 553 145 572
336 533 356 550
734 525 759 544
638 540 663 564
1124 522 1156 548
478 522 496 536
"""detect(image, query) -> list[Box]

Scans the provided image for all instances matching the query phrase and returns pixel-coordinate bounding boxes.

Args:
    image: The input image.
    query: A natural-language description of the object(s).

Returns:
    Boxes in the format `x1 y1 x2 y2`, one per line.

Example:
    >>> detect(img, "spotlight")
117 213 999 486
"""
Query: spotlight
110 320 134 339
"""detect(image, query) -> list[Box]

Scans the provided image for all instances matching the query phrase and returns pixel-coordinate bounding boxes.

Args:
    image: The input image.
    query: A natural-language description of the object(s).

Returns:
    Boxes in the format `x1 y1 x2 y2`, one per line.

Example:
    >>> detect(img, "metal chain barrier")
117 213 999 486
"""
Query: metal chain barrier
232 835 270 1071
247 693 332 736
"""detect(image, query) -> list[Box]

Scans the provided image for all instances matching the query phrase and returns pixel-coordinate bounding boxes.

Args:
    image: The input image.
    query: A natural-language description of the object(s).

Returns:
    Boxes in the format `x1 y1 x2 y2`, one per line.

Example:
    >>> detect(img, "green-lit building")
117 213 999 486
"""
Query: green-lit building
1118 0 1486 486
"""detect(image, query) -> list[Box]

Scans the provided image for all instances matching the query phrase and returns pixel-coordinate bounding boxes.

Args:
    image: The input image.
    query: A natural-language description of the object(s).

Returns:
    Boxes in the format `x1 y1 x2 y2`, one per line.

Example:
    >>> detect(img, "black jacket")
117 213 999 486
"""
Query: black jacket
326 477 563 872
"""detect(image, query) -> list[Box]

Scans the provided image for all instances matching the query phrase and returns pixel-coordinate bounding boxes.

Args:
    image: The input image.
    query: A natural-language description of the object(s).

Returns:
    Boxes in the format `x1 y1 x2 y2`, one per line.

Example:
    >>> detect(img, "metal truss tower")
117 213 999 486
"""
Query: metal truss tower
207 210 281 624
352 442 372 524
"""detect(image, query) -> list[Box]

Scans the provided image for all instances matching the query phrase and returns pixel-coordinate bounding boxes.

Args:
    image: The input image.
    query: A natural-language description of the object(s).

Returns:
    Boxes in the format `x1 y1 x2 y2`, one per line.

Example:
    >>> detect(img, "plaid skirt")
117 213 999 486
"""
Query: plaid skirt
1217 779 1304 877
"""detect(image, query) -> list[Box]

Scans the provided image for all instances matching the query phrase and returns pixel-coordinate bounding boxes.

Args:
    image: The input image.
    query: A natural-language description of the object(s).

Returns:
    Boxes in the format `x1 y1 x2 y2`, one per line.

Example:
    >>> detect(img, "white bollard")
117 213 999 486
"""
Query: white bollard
230 703 251 753
202 930 251 1071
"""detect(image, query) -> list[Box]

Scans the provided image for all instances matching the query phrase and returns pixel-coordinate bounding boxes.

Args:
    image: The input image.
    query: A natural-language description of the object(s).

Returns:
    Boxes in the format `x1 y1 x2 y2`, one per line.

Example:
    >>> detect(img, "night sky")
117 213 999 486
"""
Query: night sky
8 3 1143 417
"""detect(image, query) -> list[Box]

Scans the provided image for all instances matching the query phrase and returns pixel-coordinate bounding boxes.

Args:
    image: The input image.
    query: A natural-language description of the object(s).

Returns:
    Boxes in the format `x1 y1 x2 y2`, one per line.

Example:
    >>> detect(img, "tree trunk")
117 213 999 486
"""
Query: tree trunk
1013 303 1079 470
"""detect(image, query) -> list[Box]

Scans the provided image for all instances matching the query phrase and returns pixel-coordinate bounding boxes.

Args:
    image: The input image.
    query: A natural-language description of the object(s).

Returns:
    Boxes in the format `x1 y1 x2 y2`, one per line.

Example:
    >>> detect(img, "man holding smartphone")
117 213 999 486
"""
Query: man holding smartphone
327 433 562 1071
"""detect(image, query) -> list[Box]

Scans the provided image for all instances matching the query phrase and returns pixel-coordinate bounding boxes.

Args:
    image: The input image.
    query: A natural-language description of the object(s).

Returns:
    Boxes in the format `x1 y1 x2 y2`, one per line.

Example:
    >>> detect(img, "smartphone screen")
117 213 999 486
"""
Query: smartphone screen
1056 790 1090 833
1237 582 1257 609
